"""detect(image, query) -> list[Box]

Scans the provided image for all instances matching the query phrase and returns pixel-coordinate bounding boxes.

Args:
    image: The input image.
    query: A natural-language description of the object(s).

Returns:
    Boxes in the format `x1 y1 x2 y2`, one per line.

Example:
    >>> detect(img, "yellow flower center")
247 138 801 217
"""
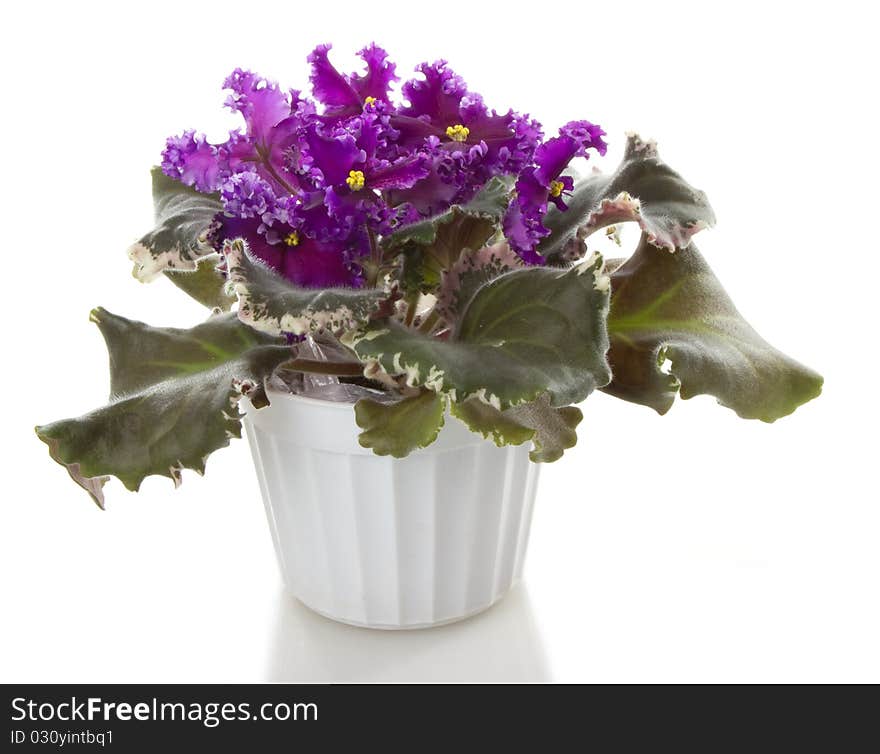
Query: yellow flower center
364 96 377 106
284 231 300 247
549 180 565 198
346 170 366 191
445 124 470 142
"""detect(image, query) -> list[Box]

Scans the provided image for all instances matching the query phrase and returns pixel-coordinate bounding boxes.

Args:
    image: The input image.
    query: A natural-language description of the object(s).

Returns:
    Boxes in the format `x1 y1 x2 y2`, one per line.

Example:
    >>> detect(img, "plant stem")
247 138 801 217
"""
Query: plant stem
404 298 417 328
417 309 442 334
366 229 380 288
253 149 299 196
281 358 364 376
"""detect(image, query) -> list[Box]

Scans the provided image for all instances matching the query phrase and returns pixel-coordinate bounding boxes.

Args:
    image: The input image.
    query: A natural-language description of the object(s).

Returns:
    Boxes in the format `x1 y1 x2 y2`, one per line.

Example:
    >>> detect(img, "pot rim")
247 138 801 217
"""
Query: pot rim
263 384 364 411
248 383 491 453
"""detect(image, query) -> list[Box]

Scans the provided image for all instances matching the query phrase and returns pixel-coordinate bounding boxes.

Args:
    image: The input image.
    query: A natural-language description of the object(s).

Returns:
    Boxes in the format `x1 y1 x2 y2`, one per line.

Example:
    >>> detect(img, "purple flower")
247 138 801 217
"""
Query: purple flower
212 213 368 288
220 171 277 220
222 69 312 194
161 70 312 196
390 61 542 208
297 117 429 235
161 45 608 288
308 43 398 119
504 120 608 264
161 130 234 192
396 62 542 173
398 60 469 125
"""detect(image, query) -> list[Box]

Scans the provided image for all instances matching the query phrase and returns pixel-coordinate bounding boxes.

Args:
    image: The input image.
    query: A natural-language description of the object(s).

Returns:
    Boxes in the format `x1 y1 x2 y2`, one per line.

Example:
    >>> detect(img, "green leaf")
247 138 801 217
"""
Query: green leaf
604 233 823 421
35 309 291 506
383 176 513 293
352 253 611 410
435 241 523 323
355 390 446 457
224 239 387 336
164 254 235 311
128 167 222 282
451 394 583 463
538 133 716 261
383 176 512 250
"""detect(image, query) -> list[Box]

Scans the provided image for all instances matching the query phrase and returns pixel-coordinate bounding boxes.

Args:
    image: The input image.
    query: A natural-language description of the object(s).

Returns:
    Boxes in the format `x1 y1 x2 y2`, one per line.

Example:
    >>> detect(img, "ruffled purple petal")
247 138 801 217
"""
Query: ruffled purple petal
548 175 575 211
161 130 226 192
349 44 398 103
214 214 364 288
220 171 278 222
503 169 552 264
323 186 371 234
388 114 442 150
502 197 546 265
281 236 365 288
348 110 400 163
367 154 431 191
308 44 362 111
386 154 461 216
214 215 283 270
400 61 469 126
533 120 607 186
503 120 607 261
223 69 292 146
564 120 608 157
299 122 366 188
453 106 543 183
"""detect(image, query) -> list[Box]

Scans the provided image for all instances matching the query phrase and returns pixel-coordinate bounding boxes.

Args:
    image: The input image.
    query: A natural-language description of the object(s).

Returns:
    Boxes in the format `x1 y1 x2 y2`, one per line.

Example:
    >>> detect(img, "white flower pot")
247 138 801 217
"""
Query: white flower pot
243 390 540 630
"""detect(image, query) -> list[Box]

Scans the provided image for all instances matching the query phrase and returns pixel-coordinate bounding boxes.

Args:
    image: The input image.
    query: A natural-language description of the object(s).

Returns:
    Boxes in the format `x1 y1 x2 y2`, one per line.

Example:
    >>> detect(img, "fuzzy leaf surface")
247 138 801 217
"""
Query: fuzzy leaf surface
384 177 513 293
164 254 234 311
355 391 446 457
224 240 387 336
604 234 823 421
353 255 611 410
539 133 716 261
451 394 582 462
35 310 290 506
128 168 222 282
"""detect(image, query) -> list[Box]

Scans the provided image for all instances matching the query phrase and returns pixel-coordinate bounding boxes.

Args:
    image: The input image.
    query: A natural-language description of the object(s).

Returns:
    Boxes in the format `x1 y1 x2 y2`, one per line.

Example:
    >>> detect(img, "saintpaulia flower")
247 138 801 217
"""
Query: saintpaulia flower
211 205 371 288
503 120 608 264
391 61 542 199
309 43 399 119
220 69 313 194
161 130 241 193
162 69 310 195
161 44 606 290
298 116 429 236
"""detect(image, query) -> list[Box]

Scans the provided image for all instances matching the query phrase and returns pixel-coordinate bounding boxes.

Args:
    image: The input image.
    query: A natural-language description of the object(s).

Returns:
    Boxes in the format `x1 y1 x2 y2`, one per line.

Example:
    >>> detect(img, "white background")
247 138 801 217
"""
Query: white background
2 0 878 682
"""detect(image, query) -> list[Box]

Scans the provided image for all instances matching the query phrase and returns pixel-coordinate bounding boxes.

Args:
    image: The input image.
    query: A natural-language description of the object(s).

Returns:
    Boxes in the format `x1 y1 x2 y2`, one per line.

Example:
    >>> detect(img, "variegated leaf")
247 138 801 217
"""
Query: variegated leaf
165 254 235 311
352 254 611 410
224 239 387 336
35 309 290 506
538 133 716 261
384 176 514 295
355 390 446 457
451 393 582 462
382 175 513 250
128 168 222 282
604 234 823 421
435 241 523 323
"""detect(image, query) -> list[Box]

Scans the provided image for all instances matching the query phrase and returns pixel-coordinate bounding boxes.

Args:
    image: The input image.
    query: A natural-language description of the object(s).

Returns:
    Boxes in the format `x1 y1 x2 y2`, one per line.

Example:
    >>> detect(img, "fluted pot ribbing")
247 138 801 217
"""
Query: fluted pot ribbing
244 391 540 629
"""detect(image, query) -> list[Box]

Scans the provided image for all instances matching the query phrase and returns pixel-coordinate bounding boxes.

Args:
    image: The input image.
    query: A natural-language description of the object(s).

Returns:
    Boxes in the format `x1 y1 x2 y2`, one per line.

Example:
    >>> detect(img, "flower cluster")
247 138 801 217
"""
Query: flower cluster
161 44 607 287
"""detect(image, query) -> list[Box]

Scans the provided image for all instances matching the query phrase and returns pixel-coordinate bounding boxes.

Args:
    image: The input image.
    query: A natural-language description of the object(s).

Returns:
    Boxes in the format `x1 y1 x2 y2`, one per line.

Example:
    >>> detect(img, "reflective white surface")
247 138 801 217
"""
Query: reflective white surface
267 585 550 683
2 0 879 683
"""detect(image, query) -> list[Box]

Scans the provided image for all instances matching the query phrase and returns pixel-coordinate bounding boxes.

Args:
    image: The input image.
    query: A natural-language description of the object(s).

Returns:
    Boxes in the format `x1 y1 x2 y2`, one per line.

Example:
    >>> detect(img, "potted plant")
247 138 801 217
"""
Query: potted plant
36 44 822 629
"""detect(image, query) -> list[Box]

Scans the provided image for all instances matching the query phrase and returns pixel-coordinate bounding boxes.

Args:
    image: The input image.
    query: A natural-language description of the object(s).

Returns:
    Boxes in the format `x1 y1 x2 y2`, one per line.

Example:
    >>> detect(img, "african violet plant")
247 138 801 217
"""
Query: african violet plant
36 44 822 507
